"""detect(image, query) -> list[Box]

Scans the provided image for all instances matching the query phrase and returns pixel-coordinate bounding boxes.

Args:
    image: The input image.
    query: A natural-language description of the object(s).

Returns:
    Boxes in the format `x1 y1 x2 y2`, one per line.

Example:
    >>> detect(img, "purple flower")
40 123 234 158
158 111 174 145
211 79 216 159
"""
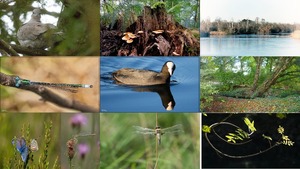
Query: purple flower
77 143 90 160
70 114 88 131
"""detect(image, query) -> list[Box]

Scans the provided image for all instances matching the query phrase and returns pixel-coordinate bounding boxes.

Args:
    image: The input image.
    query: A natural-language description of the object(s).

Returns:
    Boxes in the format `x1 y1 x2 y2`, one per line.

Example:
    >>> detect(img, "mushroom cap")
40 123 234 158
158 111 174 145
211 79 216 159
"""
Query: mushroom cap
152 30 164 34
126 39 133 43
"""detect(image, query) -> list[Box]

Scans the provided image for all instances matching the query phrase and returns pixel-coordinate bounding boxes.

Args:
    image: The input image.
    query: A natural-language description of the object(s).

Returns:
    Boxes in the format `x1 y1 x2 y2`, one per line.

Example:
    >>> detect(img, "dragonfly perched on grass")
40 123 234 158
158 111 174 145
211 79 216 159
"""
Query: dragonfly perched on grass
133 124 183 144
14 76 93 93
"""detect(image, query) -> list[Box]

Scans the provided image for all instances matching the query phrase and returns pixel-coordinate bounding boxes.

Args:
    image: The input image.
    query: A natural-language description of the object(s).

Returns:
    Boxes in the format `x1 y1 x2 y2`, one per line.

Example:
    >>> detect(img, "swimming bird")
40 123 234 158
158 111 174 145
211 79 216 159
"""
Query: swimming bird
112 61 176 86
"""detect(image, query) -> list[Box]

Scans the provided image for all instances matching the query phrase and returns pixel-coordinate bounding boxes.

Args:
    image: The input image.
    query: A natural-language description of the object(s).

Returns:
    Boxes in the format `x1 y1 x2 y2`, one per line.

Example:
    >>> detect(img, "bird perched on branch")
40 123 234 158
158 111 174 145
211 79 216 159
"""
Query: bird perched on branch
17 9 63 49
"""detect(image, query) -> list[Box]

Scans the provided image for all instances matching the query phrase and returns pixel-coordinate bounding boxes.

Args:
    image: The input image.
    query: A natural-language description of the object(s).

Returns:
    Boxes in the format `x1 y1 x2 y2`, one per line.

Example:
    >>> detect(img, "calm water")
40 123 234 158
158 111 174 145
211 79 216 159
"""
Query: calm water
201 35 300 56
100 57 199 112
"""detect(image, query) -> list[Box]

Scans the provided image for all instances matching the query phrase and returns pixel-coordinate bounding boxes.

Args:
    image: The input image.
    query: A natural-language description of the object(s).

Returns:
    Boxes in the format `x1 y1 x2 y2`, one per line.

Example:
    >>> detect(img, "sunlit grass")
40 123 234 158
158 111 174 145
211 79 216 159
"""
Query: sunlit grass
0 113 60 169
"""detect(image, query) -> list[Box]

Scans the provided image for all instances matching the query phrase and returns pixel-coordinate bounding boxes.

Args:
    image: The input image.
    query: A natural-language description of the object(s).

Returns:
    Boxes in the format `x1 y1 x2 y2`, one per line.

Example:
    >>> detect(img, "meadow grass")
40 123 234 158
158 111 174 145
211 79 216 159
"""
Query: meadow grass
100 113 200 169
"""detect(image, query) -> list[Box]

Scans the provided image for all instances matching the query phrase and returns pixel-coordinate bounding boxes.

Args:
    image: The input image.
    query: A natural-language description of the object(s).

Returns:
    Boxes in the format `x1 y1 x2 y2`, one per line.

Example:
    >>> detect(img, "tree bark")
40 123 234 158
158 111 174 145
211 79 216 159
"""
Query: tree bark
252 57 294 98
251 57 263 92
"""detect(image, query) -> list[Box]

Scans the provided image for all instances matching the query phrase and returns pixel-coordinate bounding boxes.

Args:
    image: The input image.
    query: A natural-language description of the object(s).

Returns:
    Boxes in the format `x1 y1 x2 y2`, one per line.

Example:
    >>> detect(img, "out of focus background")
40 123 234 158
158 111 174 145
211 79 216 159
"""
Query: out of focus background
60 113 100 169
0 57 99 112
0 113 60 168
100 113 200 169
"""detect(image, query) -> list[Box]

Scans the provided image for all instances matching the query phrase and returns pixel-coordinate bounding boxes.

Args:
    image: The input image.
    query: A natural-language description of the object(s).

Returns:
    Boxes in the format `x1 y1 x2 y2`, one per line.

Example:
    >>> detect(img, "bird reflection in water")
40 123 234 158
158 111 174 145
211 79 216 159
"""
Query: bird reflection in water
132 84 176 110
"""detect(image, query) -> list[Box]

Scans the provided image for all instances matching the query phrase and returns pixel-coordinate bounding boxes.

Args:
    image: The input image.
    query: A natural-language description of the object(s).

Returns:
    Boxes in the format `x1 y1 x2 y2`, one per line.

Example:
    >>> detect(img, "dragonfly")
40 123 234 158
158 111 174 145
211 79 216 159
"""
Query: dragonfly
14 76 93 93
133 124 183 144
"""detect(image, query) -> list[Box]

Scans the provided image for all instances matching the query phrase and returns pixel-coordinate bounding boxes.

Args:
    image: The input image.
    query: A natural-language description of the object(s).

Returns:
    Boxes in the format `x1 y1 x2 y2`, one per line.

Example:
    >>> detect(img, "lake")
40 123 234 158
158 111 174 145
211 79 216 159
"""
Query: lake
200 35 300 56
100 57 199 112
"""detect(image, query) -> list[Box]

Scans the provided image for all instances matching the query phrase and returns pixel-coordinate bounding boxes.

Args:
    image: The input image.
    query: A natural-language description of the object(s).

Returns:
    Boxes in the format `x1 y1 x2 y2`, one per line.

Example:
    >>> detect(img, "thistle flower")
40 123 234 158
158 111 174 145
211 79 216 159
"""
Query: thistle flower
77 143 90 160
70 114 88 132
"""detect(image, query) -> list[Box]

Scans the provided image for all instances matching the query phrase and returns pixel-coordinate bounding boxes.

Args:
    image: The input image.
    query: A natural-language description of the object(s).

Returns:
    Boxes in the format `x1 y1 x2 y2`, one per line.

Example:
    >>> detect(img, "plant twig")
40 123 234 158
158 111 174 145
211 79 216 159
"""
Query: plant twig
0 72 98 112
0 39 19 56
10 44 51 56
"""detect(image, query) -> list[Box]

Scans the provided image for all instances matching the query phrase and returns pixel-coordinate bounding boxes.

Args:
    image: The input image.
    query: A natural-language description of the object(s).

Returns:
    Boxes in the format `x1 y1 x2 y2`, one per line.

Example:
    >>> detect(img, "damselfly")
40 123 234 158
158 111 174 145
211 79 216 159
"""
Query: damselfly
133 124 183 144
14 76 93 93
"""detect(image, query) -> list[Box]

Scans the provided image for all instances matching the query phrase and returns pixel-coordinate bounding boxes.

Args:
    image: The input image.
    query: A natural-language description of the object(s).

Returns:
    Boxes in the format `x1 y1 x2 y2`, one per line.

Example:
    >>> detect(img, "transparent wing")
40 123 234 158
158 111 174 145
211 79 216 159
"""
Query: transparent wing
133 126 156 135
161 124 183 134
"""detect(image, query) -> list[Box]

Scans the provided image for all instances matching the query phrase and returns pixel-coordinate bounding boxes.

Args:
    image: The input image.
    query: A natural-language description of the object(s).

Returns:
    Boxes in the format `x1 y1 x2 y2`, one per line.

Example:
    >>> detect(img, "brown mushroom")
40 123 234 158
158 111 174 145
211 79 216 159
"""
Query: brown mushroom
126 39 133 43
152 30 164 34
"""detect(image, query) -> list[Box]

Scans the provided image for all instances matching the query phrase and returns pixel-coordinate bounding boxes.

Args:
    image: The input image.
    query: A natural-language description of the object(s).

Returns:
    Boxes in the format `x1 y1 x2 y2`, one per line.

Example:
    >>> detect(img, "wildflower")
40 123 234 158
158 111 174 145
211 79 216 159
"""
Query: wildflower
77 143 90 160
70 114 88 131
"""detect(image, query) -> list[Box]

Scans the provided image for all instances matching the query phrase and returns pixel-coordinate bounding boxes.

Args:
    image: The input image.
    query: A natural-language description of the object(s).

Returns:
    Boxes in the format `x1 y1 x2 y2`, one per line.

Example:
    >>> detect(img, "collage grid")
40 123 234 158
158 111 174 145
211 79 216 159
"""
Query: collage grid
0 0 299 169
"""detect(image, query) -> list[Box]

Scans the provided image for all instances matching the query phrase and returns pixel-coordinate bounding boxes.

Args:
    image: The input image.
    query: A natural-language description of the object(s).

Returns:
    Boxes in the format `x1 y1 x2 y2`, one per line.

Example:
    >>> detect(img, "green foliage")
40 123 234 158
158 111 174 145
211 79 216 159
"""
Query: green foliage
225 128 249 143
243 117 256 133
224 117 255 144
151 1 166 8
100 0 200 29
201 57 300 112
219 88 252 98
200 57 219 111
277 126 294 146
202 125 211 133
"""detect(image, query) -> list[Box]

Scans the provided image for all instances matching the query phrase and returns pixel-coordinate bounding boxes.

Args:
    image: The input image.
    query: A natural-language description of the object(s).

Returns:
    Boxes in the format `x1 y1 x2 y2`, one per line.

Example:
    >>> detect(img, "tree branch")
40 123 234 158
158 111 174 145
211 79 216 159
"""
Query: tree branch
0 72 98 112
0 39 19 56
0 38 52 56
10 44 51 56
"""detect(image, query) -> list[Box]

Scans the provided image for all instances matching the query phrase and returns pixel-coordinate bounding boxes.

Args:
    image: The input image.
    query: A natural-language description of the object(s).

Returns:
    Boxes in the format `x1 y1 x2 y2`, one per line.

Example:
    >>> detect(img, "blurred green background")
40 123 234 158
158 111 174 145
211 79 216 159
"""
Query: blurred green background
100 113 200 169
0 113 60 168
60 113 100 169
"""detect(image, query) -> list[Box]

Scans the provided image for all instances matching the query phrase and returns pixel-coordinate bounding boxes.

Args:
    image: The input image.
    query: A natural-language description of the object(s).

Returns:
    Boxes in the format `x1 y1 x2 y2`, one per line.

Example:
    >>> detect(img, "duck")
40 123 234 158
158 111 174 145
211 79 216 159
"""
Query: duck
112 61 176 86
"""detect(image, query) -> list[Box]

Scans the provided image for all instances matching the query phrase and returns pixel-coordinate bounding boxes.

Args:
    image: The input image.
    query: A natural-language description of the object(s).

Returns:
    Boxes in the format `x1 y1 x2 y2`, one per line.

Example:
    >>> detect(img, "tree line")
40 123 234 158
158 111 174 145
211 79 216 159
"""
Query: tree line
201 18 299 35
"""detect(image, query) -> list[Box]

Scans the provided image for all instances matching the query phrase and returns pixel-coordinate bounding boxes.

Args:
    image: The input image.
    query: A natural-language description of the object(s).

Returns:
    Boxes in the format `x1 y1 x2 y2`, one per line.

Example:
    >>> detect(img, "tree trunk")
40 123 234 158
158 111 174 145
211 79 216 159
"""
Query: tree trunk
252 57 294 98
251 57 263 92
101 5 199 56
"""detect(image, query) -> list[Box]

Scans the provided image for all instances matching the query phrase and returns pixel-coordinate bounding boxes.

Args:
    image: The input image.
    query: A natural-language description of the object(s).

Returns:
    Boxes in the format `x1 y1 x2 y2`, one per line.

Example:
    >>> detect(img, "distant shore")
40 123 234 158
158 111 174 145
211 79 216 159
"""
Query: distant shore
200 31 295 37
291 30 300 38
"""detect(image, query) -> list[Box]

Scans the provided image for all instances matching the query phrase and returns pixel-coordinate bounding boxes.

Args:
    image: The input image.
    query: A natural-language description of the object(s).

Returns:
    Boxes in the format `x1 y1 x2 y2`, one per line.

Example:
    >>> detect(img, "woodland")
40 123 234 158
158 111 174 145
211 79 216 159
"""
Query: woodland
0 0 100 56
200 18 299 36
201 57 300 112
100 0 200 56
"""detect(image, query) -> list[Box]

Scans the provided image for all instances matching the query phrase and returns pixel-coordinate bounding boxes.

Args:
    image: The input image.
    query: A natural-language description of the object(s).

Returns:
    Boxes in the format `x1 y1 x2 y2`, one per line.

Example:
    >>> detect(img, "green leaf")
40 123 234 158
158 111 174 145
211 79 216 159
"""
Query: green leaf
244 117 256 132
202 125 211 133
262 134 272 141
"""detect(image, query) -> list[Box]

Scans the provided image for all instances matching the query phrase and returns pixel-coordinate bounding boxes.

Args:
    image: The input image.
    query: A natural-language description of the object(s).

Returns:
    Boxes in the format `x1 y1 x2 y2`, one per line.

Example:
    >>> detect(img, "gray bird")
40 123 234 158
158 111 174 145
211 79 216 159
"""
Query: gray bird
17 9 61 49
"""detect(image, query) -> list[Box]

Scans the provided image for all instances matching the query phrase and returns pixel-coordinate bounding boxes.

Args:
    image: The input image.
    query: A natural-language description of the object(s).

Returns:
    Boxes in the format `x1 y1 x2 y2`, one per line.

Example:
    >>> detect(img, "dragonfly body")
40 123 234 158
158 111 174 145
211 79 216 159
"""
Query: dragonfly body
14 76 92 93
133 124 183 144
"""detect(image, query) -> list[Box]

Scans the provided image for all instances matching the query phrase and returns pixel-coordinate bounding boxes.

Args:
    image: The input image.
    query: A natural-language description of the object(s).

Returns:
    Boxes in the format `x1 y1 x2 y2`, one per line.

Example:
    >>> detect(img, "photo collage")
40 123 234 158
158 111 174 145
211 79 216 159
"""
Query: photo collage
0 0 299 169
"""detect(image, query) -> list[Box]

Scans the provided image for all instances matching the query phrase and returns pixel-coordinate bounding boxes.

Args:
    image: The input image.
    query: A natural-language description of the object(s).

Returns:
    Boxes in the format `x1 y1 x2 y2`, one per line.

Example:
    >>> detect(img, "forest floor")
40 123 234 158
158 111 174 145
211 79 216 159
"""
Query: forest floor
203 95 300 113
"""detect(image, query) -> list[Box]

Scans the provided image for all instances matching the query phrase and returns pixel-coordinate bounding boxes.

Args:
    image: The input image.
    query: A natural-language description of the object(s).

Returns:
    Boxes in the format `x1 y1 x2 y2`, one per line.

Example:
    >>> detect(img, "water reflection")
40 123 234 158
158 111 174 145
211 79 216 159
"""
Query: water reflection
130 84 176 111
201 36 300 56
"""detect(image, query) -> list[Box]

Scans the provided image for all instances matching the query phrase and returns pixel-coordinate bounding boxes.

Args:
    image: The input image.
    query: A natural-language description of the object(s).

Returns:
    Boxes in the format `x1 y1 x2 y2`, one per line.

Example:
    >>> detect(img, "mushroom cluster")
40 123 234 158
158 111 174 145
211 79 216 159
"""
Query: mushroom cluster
122 32 137 43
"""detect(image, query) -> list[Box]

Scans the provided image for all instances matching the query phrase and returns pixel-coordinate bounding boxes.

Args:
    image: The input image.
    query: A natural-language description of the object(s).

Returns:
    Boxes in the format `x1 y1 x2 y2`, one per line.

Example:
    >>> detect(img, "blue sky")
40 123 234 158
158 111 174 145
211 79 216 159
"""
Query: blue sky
201 0 300 24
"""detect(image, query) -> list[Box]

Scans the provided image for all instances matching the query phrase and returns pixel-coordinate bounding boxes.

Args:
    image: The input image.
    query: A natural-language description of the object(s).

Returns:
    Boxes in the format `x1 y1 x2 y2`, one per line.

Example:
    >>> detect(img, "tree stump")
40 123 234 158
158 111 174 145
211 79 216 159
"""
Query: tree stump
101 5 199 56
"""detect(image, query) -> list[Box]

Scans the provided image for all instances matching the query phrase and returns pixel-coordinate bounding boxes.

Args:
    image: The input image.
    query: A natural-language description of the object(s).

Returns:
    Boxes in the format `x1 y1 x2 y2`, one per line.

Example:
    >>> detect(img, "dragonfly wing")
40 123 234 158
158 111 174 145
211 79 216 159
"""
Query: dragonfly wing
133 126 156 135
162 124 183 134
